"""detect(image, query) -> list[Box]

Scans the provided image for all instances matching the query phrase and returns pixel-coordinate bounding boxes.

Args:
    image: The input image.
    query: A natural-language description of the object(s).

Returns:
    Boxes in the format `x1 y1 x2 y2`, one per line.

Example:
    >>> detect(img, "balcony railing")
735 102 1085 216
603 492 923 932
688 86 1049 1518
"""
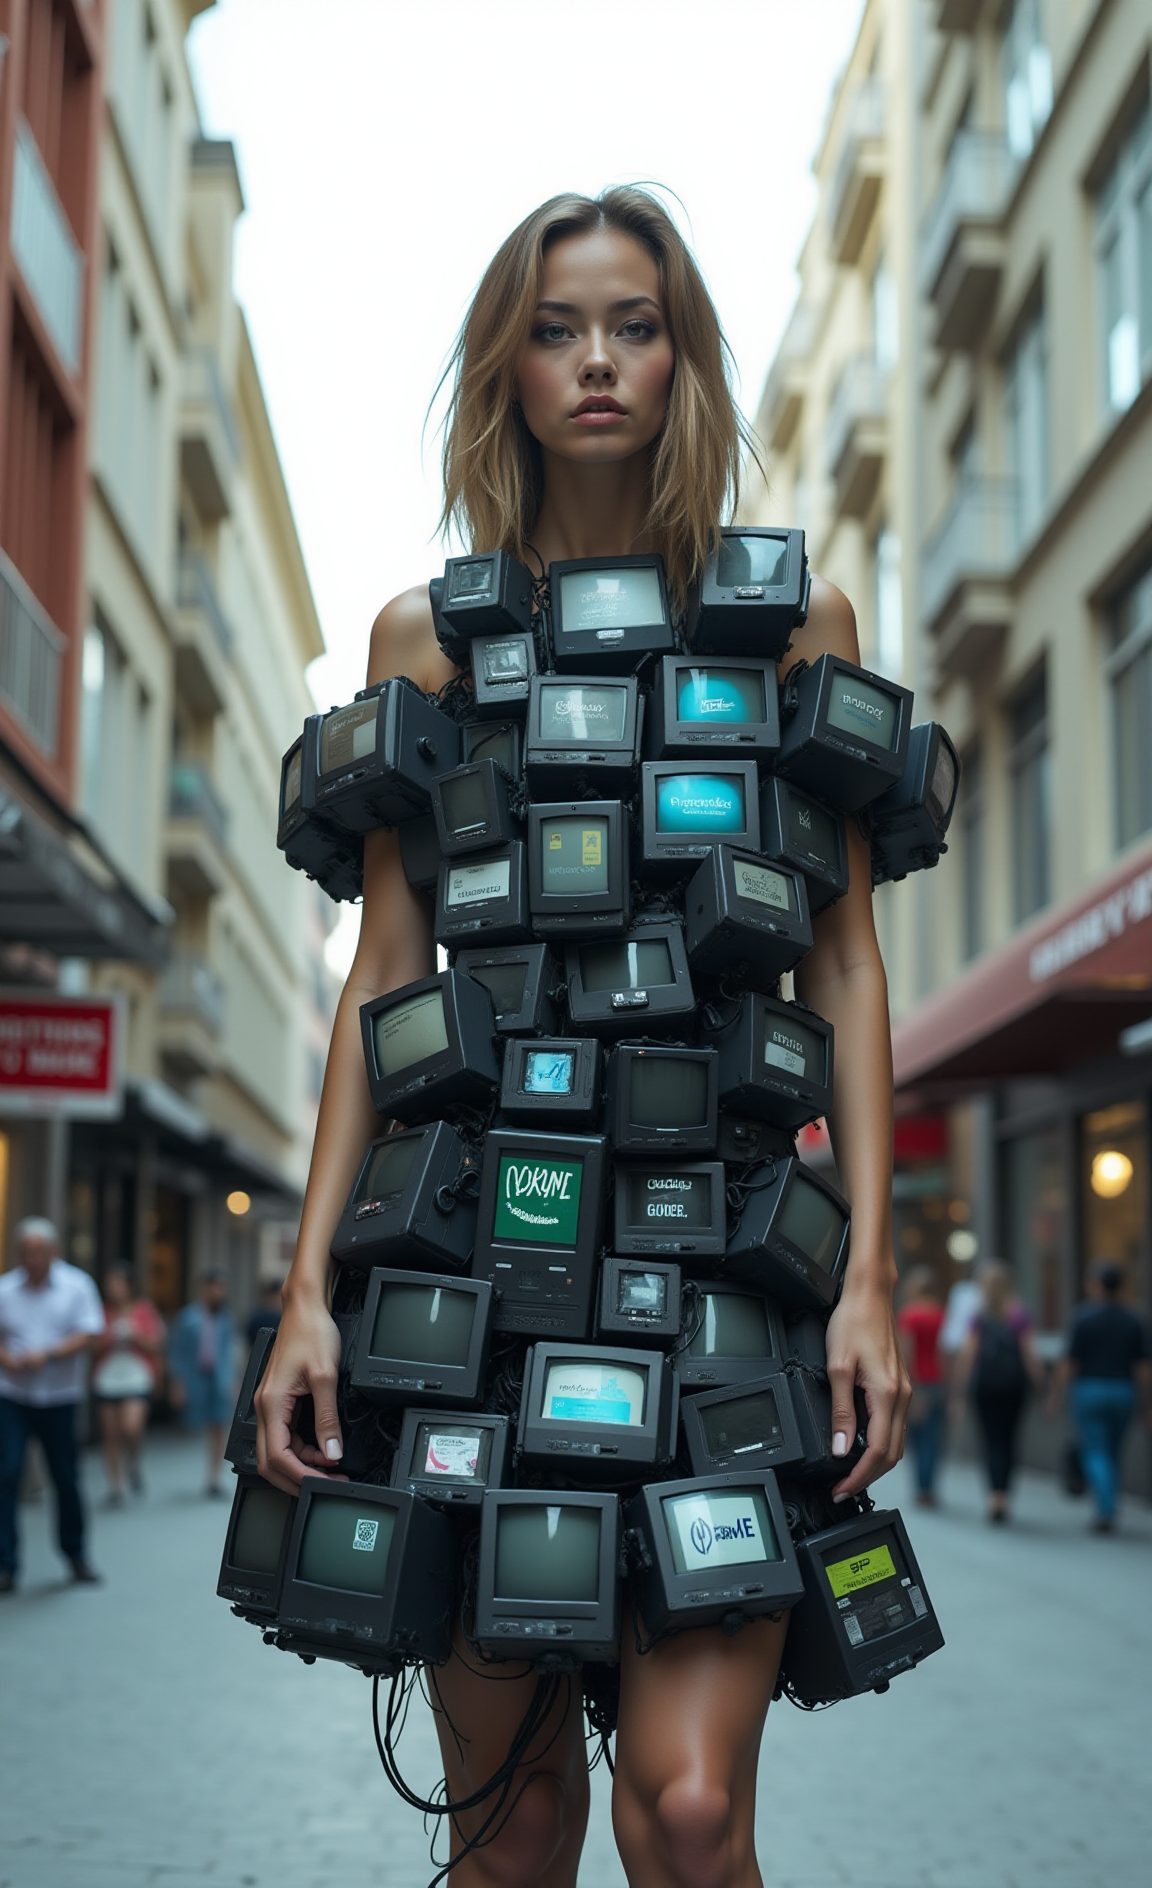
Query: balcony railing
921 131 1016 298
830 77 886 262
824 355 889 478
169 760 229 850
10 119 84 375
922 478 1017 630
159 951 225 1037
176 551 234 657
0 546 65 758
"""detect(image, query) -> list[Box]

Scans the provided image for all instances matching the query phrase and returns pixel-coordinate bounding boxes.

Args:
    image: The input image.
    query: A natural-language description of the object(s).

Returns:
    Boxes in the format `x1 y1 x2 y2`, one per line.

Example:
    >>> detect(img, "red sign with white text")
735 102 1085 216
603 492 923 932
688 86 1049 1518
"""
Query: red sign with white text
0 991 124 1118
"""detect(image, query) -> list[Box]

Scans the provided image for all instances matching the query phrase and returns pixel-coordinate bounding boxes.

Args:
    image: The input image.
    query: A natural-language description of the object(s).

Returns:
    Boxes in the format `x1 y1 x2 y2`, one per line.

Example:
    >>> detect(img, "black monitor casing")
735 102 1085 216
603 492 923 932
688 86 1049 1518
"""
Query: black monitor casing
313 679 462 833
870 723 961 886
434 843 532 948
461 719 523 776
775 654 913 814
525 675 642 796
706 991 833 1134
517 1342 678 1478
549 554 675 671
720 1157 851 1311
474 1488 621 1665
563 922 696 1039
217 1473 295 1617
276 1479 457 1671
689 527 810 659
715 1115 797 1168
639 760 761 877
472 1129 608 1340
350 1268 493 1406
439 551 536 640
330 1122 480 1273
470 630 539 718
785 1368 870 1481
595 1257 683 1347
360 970 500 1122
390 1408 513 1511
398 812 440 893
452 943 561 1036
680 1370 807 1479
613 1158 727 1260
224 1326 275 1473
780 1509 944 1704
431 760 519 859
684 847 812 980
498 1037 603 1127
759 776 849 916
625 1470 805 1635
674 1281 786 1393
782 1308 831 1372
526 800 630 938
278 721 363 902
643 655 781 761
605 1044 718 1155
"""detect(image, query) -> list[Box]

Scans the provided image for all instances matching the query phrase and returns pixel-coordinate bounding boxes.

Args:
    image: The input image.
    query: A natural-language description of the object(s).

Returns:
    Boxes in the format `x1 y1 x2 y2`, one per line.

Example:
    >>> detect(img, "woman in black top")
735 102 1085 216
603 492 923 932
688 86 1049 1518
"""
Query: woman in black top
1050 1260 1152 1533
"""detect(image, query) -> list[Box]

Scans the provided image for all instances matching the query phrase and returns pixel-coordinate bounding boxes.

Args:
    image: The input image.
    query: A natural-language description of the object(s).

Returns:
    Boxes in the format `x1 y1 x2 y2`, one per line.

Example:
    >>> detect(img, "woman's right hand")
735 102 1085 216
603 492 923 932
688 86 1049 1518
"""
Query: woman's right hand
255 1288 344 1495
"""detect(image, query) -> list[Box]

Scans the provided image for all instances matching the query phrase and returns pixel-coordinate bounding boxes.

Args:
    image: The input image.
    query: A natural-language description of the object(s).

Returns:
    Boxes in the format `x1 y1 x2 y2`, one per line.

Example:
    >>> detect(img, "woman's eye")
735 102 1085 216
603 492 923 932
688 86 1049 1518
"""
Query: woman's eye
533 322 570 343
620 319 657 339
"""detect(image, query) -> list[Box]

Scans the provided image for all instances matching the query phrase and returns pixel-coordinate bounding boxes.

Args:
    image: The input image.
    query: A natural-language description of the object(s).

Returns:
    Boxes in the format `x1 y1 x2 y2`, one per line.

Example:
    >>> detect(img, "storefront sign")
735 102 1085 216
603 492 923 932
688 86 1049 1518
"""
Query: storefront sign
0 990 124 1119
1029 864 1152 983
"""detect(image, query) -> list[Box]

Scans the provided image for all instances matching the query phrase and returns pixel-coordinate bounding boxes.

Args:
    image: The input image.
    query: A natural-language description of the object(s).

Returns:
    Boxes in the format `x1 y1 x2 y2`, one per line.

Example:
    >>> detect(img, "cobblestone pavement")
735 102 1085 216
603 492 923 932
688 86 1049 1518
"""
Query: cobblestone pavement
0 1431 1148 1888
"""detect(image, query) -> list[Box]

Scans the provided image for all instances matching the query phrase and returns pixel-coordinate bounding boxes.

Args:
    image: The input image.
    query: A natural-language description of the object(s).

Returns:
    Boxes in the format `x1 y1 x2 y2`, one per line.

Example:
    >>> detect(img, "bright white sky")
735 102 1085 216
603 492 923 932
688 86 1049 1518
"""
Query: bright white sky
187 0 864 969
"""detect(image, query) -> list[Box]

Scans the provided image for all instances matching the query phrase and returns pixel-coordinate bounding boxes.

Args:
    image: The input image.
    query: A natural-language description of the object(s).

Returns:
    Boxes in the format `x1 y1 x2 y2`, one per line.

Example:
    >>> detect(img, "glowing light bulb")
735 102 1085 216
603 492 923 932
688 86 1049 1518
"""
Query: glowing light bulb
1090 1151 1133 1200
226 1190 251 1216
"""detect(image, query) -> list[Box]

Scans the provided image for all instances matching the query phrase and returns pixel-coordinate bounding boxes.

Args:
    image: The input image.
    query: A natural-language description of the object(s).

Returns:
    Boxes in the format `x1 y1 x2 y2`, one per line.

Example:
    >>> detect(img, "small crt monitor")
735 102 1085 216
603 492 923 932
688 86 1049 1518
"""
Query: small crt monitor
869 722 961 886
360 970 500 1122
684 847 812 981
390 1407 513 1511
498 1037 603 1127
775 654 913 814
224 1326 275 1473
217 1473 294 1617
330 1122 480 1274
722 1156 850 1311
606 1044 718 1156
350 1268 493 1406
474 1489 621 1665
470 629 538 718
785 1368 870 1481
472 1129 608 1341
399 812 440 893
780 1510 944 1705
595 1257 682 1347
453 942 561 1037
431 759 518 859
276 1479 457 1671
675 1281 785 1393
549 554 675 671
645 655 781 763
625 1470 804 1635
613 1159 726 1259
691 527 810 660
759 776 849 916
313 679 462 833
706 991 833 1134
640 761 761 876
526 800 630 938
525 675 642 796
439 551 535 640
435 843 531 948
461 718 523 776
278 721 363 903
681 1372 806 1479
517 1342 678 1478
563 923 696 1038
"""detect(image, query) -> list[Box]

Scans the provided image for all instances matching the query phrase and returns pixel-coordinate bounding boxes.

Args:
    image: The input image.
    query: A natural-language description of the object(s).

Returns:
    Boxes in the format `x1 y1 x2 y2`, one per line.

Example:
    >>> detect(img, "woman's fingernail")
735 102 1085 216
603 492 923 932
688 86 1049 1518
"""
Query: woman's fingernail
832 1491 849 1503
832 1431 849 1457
325 1439 343 1461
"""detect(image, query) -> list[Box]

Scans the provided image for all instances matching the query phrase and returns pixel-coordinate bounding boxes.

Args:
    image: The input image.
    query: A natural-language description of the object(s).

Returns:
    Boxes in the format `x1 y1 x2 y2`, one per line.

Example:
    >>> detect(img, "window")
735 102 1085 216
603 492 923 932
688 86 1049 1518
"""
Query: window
1094 101 1152 415
1009 670 1051 921
1081 1101 1149 1313
873 527 903 676
958 743 984 961
1001 0 1052 163
1107 560 1152 848
1004 302 1049 547
79 615 152 876
93 241 163 566
871 252 899 374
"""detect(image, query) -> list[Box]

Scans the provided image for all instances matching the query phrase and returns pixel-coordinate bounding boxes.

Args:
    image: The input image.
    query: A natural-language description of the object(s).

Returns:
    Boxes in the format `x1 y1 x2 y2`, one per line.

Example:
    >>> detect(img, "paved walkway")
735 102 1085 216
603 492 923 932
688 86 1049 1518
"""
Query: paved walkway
0 1433 1149 1888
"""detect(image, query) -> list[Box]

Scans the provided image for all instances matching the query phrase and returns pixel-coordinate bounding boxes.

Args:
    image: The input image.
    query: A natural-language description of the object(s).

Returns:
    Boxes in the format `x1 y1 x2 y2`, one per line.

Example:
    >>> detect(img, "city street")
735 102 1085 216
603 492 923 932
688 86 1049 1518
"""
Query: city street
1 1434 1149 1888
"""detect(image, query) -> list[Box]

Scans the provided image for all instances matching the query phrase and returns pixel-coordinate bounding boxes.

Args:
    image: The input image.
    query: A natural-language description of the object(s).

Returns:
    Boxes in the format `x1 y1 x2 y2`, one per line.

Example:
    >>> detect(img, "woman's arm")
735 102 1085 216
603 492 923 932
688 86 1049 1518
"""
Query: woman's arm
256 587 455 1495
790 578 911 1500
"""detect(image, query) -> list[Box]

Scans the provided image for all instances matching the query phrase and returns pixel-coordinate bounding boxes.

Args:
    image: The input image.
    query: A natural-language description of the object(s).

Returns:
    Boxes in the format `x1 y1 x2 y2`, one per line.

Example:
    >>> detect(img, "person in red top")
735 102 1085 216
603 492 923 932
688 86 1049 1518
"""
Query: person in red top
92 1267 165 1504
898 1266 947 1507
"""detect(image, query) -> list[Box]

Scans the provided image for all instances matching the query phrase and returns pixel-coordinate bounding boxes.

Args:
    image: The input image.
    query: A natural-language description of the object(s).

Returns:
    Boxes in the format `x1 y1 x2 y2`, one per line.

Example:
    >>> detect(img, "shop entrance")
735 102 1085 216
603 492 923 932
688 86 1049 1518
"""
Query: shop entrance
1081 1100 1150 1313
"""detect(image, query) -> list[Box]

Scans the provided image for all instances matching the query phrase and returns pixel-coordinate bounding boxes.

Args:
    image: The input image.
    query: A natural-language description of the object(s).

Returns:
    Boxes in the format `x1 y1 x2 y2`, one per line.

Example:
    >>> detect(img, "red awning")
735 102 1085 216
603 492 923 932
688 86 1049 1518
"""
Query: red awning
892 837 1152 1094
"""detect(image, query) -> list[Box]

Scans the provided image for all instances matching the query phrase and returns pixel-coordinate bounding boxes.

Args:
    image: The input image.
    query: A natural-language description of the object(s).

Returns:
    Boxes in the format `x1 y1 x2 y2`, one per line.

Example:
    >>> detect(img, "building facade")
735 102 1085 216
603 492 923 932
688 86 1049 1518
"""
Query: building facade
748 0 1152 1409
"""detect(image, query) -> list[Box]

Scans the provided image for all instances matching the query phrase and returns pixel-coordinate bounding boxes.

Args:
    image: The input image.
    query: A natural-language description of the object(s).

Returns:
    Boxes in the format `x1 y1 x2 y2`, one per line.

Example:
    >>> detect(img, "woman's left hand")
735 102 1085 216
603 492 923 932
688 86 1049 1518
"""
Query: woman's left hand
825 1280 912 1502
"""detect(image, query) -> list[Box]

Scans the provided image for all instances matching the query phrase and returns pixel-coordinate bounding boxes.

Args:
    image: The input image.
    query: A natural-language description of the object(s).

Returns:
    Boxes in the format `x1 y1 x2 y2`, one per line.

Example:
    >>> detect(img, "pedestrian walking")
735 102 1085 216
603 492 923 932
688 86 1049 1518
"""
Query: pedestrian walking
92 1266 165 1505
954 1259 1043 1523
1048 1259 1152 1533
244 1278 283 1348
0 1217 105 1592
897 1266 947 1507
167 1270 236 1498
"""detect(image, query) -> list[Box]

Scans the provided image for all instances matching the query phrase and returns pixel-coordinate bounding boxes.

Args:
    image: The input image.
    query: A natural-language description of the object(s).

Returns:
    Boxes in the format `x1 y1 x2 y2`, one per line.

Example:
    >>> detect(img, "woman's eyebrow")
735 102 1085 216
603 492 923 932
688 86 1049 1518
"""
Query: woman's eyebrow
534 296 663 316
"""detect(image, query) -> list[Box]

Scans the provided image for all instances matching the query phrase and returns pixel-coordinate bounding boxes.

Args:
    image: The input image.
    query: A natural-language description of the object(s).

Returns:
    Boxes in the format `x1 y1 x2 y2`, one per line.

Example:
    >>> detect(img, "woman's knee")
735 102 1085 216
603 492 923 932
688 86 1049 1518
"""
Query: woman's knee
467 1770 578 1887
617 1772 737 1888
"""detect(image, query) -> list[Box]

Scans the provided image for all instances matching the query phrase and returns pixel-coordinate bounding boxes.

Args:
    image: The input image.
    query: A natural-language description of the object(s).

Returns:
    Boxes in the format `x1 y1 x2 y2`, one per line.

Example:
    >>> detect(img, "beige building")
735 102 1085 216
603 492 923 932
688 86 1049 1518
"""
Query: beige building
748 0 1152 1355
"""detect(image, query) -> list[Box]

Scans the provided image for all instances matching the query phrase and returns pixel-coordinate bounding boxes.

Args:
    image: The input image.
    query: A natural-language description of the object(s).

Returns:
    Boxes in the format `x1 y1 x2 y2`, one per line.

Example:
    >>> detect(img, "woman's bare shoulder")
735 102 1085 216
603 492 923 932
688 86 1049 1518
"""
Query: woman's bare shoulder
786 572 860 667
368 583 457 693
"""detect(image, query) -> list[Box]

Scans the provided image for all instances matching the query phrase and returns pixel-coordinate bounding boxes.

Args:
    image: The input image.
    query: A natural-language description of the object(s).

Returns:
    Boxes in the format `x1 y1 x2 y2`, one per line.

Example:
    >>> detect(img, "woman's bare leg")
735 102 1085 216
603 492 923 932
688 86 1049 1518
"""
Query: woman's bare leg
121 1398 148 1489
99 1403 123 1497
612 1618 788 1888
425 1631 590 1888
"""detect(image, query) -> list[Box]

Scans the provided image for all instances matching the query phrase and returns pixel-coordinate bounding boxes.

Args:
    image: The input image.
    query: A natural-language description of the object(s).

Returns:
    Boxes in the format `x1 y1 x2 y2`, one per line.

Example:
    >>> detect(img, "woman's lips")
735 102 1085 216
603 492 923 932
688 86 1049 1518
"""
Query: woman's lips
571 405 627 426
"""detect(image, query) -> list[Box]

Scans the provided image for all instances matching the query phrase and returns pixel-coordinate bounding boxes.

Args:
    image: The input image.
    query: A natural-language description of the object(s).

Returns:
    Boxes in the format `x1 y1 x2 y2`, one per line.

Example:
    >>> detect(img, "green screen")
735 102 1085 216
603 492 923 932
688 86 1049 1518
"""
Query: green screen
493 1155 583 1247
297 1496 395 1596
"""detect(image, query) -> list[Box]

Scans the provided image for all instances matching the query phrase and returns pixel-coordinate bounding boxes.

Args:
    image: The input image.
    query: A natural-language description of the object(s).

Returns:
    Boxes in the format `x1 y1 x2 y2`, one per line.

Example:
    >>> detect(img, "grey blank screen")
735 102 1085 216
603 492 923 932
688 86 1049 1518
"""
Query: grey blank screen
580 938 673 993
628 1056 708 1129
468 961 528 1016
358 1135 422 1202
687 1292 773 1359
494 1505 601 1601
715 536 788 588
775 1176 845 1271
373 990 449 1077
232 1484 292 1576
371 1284 476 1366
699 1386 784 1458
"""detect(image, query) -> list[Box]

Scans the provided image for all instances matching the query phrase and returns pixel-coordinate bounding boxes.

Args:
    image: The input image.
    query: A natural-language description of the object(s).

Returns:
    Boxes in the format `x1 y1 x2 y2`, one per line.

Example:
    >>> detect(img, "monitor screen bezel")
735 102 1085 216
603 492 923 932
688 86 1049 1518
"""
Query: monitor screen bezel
275 1479 445 1656
349 1267 493 1406
701 527 807 611
498 1036 603 1126
460 718 523 776
525 673 642 765
613 1158 728 1257
674 1281 786 1390
684 847 813 981
359 970 500 1120
707 990 834 1133
224 1324 276 1472
595 1256 683 1345
472 1128 608 1273
548 554 674 671
470 629 538 714
759 776 850 911
439 551 535 638
217 1471 294 1611
452 942 559 1036
788 1508 943 1692
430 759 515 859
722 1156 851 1311
517 1341 678 1471
815 656 911 763
390 1406 513 1507
526 800 630 930
563 923 696 1037
434 842 532 948
329 1121 478 1274
474 1488 622 1638
680 1369 808 1478
647 654 782 761
639 760 762 870
630 1469 805 1625
606 1044 719 1155
278 732 306 834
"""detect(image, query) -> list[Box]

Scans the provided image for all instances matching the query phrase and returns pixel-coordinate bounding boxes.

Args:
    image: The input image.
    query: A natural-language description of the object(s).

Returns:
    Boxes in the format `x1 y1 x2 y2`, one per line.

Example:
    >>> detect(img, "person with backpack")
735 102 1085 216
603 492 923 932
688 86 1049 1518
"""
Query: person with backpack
1048 1259 1152 1534
954 1259 1044 1523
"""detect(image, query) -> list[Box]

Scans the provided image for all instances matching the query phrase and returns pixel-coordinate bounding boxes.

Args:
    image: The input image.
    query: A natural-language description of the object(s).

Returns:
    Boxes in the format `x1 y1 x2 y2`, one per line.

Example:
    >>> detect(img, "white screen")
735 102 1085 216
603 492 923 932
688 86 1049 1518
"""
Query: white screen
446 858 512 907
542 1361 646 1428
559 567 665 634
662 1488 778 1573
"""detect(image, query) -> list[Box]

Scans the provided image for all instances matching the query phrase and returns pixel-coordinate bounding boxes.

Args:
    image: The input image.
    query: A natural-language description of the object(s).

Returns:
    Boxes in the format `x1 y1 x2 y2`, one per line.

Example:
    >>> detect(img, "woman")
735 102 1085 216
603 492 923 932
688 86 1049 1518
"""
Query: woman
897 1266 946 1507
92 1266 164 1504
256 188 910 1888
955 1259 1043 1524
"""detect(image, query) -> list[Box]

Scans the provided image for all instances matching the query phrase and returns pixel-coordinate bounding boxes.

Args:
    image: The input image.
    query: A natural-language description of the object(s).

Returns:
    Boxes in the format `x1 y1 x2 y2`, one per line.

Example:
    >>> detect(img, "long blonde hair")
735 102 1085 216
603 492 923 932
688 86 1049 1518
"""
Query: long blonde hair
439 187 756 615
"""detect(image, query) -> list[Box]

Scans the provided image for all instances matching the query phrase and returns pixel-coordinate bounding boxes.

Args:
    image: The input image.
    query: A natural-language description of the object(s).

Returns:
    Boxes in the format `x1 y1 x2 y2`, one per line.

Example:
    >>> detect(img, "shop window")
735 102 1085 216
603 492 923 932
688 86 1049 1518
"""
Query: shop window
1107 559 1152 849
1004 1123 1066 1331
1093 99 1151 416
148 1185 189 1320
1009 670 1051 922
1081 1101 1149 1316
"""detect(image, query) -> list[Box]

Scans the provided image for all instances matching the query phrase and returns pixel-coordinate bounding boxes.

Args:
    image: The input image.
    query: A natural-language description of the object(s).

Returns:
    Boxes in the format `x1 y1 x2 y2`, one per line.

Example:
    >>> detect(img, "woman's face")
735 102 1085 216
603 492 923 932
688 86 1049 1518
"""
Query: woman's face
104 1272 130 1309
515 227 674 465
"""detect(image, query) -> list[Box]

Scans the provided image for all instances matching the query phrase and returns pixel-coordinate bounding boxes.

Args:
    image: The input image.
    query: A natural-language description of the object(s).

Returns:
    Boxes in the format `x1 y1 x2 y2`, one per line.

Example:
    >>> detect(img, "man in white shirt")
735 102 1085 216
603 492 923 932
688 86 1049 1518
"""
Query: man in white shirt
0 1217 105 1592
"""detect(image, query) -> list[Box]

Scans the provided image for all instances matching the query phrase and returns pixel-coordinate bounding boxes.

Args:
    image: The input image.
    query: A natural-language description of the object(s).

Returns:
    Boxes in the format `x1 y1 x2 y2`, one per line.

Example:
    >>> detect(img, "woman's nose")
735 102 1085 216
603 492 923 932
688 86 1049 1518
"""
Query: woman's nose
579 329 616 383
